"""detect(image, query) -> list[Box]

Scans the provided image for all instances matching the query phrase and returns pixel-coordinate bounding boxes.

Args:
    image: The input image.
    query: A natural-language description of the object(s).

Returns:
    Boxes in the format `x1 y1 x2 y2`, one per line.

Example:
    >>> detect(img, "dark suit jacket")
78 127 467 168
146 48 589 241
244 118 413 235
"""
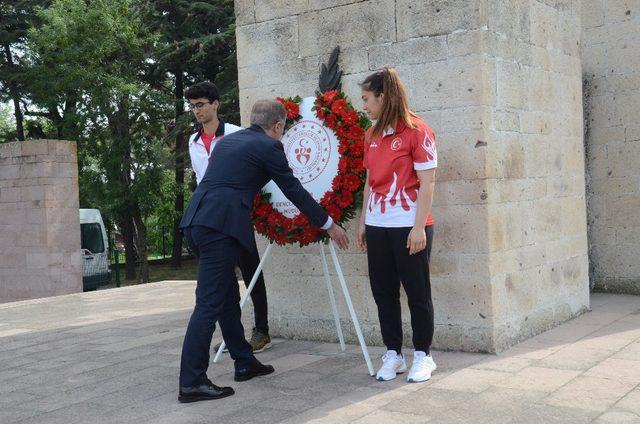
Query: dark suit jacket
179 125 329 251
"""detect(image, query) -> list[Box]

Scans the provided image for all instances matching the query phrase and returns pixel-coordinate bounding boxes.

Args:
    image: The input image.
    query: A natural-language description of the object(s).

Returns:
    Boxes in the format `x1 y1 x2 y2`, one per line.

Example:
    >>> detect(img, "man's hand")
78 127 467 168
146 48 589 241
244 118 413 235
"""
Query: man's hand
407 226 427 255
357 221 367 252
327 223 349 250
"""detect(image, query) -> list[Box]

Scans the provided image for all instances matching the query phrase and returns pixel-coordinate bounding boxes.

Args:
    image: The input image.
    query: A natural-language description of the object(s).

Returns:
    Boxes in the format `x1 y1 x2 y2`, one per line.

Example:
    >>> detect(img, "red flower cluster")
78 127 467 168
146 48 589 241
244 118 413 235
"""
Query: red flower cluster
252 91 370 247
276 96 302 122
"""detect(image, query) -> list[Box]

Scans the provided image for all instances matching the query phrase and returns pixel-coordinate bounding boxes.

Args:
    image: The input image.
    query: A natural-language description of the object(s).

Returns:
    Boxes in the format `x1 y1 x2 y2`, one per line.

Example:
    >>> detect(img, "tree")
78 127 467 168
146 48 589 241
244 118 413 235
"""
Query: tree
140 0 238 267
29 0 172 283
0 0 49 141
7 0 240 281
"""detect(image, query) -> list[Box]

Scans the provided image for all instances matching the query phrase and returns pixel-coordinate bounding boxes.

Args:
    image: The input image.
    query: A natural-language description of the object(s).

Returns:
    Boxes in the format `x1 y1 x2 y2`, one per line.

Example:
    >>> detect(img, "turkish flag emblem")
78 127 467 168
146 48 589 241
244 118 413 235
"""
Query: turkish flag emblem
391 137 402 151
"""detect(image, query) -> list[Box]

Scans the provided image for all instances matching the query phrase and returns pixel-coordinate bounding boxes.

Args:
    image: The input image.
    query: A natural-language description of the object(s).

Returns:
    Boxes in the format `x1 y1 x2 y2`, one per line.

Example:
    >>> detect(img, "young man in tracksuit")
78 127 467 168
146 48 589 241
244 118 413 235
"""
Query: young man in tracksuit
185 81 271 353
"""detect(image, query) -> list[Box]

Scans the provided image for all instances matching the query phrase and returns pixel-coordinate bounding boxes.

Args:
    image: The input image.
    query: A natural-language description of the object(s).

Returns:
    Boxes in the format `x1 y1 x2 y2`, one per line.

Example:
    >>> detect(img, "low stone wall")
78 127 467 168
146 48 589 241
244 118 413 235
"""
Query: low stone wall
0 140 82 303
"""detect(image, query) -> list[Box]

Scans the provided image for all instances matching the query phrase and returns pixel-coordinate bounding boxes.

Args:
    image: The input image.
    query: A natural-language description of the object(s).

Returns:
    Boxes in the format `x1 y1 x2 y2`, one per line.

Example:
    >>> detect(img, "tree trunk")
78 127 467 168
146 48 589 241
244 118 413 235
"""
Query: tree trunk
3 43 25 141
171 68 186 268
60 94 80 141
110 97 137 281
122 216 137 280
132 205 149 284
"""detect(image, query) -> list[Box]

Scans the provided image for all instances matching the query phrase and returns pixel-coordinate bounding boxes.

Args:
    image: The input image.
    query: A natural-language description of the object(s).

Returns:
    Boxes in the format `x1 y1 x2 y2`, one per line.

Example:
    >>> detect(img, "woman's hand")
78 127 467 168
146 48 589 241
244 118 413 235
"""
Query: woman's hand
407 226 426 255
357 221 367 252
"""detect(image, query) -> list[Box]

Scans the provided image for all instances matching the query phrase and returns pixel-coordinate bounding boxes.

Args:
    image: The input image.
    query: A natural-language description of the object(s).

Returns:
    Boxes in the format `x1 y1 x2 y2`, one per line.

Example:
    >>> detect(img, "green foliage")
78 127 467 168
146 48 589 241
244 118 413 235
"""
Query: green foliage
26 0 172 247
0 0 51 141
140 0 238 122
6 0 238 269
26 0 159 135
0 103 16 143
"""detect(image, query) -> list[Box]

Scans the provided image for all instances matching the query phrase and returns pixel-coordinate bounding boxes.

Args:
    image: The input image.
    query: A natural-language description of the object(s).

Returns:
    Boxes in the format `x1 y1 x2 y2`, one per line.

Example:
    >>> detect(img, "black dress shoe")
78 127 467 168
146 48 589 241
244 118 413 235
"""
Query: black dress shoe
178 380 234 403
234 360 275 382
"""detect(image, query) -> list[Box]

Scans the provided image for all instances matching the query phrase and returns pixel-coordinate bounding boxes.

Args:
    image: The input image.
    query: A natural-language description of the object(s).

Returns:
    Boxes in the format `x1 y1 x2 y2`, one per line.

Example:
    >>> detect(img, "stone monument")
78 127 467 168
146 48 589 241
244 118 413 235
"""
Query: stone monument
234 0 590 353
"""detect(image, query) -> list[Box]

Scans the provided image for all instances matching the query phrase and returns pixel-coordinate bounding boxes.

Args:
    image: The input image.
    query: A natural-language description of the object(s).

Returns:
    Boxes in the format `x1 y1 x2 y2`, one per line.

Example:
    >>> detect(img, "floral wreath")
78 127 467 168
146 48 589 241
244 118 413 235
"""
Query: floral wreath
251 90 371 246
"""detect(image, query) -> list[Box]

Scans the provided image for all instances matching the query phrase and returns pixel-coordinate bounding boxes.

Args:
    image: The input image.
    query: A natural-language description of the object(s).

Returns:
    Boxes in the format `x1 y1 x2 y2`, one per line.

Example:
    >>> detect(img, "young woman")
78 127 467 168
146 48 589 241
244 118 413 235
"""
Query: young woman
358 68 438 383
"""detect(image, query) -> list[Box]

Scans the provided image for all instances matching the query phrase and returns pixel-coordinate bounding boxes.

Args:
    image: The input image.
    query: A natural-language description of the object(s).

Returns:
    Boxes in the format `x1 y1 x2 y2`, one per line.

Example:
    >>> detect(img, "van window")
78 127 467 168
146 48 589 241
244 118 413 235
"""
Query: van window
81 223 105 254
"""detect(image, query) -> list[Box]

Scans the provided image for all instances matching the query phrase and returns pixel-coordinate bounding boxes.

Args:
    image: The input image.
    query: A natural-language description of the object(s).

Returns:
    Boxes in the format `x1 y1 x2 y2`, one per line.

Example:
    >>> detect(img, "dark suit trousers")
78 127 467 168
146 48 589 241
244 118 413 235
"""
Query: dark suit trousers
180 226 254 387
237 242 269 334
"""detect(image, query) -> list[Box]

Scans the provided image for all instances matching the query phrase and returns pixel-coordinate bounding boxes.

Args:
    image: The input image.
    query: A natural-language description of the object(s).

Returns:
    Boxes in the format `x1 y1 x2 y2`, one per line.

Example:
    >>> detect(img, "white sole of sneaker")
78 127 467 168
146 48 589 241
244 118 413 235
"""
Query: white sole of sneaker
407 365 436 383
376 365 407 381
407 375 431 383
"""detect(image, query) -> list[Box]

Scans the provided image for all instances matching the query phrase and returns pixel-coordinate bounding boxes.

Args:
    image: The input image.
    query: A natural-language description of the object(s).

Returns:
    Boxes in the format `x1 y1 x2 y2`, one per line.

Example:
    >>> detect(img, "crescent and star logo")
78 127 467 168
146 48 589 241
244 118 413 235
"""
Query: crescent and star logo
391 137 402 151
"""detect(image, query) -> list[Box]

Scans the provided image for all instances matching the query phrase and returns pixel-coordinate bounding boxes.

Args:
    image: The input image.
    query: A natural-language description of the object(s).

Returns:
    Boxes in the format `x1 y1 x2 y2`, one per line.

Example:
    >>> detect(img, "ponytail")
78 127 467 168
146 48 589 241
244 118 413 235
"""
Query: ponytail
360 67 417 138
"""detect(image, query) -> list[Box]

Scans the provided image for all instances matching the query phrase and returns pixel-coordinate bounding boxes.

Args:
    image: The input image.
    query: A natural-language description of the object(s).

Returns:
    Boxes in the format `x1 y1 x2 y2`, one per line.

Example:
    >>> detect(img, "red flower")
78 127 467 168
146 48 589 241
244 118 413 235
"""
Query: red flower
254 202 272 217
331 175 344 191
324 114 337 128
301 228 319 244
338 157 350 173
293 214 309 227
347 125 364 140
267 212 280 228
320 191 335 207
336 191 354 208
285 101 300 120
326 204 342 221
281 218 295 232
342 111 358 125
276 97 301 121
350 143 364 158
352 158 364 173
323 90 339 104
254 221 267 233
331 99 348 116
343 174 361 191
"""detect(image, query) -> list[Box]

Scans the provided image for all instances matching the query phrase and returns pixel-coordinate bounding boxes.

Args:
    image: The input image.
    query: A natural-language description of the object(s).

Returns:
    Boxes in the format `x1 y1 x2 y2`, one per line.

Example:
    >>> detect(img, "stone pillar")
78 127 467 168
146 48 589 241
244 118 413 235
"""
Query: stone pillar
235 0 589 352
582 1 640 294
0 140 82 303
483 1 589 348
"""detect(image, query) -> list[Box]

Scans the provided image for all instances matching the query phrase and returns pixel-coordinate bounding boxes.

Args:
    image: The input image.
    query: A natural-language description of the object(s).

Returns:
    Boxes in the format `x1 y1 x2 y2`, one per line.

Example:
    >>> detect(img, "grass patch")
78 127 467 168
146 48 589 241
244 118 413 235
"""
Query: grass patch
116 258 198 287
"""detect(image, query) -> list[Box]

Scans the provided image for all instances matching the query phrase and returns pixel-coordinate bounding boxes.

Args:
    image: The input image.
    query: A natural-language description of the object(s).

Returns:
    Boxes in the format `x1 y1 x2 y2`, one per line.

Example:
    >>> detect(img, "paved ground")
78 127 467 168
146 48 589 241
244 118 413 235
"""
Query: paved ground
0 281 639 424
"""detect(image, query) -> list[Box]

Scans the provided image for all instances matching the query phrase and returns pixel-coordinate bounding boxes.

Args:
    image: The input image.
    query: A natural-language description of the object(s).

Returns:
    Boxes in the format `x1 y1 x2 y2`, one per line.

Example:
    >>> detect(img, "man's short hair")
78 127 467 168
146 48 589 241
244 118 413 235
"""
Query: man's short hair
185 82 220 102
250 100 286 130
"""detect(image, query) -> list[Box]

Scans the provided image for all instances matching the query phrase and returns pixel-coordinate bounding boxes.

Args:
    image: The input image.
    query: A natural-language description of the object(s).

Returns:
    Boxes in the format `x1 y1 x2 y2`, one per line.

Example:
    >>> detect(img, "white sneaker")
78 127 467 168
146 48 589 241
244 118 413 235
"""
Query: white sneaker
376 350 407 381
407 351 436 383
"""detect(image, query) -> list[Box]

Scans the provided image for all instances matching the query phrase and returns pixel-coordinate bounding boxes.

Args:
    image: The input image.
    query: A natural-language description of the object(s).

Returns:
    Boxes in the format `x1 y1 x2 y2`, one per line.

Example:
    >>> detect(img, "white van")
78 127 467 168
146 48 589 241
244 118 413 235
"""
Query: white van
79 209 110 290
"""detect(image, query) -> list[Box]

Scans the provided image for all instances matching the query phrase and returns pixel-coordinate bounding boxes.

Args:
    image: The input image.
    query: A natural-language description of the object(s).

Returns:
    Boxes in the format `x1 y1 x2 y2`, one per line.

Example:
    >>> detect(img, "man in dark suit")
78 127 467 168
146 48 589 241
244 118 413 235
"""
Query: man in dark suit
177 99 349 403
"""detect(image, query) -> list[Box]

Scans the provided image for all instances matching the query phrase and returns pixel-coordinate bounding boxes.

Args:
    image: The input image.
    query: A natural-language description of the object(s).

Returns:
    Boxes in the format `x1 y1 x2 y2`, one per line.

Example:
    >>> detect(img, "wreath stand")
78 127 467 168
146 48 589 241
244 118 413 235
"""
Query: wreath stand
212 240 375 376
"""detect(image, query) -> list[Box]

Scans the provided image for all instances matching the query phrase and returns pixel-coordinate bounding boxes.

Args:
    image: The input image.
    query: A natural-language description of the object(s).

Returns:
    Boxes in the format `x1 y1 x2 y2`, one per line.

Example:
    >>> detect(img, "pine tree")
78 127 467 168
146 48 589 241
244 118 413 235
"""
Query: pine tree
140 0 238 267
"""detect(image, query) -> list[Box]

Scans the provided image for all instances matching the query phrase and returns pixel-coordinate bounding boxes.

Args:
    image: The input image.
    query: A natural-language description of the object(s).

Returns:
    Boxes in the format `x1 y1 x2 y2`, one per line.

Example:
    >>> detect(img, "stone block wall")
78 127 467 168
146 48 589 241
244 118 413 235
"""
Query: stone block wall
0 140 82 303
236 0 590 352
484 0 590 348
582 0 640 294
